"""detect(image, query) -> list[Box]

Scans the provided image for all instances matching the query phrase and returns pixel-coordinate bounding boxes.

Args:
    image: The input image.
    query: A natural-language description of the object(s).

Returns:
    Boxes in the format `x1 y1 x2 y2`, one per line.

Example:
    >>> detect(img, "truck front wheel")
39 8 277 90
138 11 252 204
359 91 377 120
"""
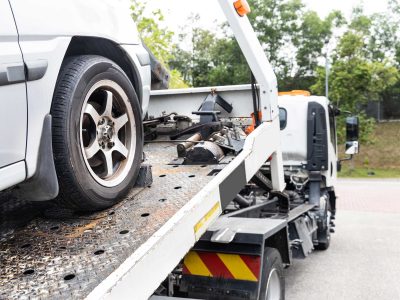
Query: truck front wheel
51 55 143 212
315 194 331 250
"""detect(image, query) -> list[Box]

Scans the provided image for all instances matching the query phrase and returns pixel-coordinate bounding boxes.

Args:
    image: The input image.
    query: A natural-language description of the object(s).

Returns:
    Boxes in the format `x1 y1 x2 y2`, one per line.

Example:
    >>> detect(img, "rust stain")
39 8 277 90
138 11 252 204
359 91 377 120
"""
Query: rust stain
152 166 210 177
152 168 184 176
64 218 104 238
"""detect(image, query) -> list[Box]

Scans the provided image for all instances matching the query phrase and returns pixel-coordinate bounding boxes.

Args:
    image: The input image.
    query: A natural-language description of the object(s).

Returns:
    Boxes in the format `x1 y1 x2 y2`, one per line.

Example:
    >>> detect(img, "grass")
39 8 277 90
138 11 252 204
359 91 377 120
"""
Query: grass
338 122 400 178
339 166 400 178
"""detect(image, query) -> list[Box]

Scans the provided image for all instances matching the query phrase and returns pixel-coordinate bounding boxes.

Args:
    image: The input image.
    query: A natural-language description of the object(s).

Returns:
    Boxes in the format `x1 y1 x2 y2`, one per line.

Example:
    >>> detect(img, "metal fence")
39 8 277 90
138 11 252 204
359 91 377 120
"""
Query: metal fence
365 96 400 121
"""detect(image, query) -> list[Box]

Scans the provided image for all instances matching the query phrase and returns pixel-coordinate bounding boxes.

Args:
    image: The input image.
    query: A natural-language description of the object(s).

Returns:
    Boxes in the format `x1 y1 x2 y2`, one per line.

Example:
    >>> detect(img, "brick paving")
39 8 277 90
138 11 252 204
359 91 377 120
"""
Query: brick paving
336 179 400 213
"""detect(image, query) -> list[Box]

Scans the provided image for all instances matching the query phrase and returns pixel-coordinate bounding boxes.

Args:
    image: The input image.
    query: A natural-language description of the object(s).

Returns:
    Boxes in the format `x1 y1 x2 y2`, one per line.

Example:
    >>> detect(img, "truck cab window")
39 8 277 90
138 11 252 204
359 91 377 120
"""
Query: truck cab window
279 108 287 130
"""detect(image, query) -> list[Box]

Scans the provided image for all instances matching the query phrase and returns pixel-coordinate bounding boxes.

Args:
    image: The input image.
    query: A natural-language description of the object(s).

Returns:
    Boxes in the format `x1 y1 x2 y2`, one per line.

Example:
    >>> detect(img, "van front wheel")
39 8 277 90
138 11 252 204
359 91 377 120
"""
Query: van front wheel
51 55 143 212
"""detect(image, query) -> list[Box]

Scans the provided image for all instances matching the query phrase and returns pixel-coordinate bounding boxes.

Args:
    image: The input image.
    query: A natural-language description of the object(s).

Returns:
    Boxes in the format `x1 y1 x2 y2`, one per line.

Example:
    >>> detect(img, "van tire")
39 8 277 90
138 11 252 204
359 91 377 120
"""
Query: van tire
51 55 143 212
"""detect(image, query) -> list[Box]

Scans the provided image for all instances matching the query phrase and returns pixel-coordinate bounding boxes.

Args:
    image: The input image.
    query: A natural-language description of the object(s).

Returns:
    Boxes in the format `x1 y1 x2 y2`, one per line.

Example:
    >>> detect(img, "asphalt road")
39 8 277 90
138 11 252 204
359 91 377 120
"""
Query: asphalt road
286 179 400 300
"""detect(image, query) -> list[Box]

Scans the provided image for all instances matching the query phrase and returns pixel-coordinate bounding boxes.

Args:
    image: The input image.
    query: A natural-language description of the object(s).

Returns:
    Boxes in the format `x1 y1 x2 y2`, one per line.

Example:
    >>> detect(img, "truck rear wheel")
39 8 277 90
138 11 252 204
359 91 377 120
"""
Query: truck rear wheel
51 55 143 212
259 247 285 300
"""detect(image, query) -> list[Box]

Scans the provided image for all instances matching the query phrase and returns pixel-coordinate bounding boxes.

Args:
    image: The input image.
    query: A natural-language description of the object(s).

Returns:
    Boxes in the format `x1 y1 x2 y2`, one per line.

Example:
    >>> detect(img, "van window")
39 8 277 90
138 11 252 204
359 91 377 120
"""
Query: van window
279 108 287 130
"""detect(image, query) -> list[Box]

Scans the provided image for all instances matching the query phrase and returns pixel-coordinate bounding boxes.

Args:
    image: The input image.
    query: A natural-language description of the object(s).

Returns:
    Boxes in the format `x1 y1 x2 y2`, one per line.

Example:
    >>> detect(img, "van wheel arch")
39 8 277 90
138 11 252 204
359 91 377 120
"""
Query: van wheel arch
62 36 142 105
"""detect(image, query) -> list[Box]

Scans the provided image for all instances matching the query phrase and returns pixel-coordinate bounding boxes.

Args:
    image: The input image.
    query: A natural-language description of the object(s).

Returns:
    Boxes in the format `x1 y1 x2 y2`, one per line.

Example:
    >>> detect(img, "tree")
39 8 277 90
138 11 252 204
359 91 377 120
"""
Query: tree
312 6 399 109
295 11 345 75
130 0 188 88
170 25 250 87
246 0 345 90
311 13 399 143
248 0 305 79
170 0 344 90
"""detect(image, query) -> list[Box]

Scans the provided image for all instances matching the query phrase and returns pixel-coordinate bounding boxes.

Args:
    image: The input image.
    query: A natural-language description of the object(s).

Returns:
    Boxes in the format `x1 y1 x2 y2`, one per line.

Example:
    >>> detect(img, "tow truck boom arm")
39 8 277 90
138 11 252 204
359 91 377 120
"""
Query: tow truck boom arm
218 0 285 191
218 0 279 122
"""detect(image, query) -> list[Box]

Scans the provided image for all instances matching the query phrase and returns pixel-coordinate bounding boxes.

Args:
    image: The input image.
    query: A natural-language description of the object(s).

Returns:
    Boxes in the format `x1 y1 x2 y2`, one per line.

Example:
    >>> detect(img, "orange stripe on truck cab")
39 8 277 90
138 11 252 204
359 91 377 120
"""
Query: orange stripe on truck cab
183 251 261 282
278 90 311 96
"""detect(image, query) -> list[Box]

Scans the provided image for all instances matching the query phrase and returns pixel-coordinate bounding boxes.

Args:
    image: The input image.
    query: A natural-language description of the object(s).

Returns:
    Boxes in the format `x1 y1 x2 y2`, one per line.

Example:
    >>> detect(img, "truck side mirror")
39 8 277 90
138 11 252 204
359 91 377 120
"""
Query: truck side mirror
345 116 359 155
338 116 360 170
346 116 359 141
345 141 359 155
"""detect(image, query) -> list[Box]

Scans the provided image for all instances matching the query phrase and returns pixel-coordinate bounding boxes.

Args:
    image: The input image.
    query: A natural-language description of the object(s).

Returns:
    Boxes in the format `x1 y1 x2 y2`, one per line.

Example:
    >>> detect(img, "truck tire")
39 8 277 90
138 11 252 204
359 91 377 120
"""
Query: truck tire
259 247 285 300
51 55 143 212
315 228 331 250
315 195 331 250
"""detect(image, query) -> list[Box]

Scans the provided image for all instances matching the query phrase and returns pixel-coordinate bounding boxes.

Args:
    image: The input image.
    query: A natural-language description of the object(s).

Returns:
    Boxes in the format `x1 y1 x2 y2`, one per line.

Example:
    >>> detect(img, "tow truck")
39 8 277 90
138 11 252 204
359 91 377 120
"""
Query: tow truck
0 1 359 299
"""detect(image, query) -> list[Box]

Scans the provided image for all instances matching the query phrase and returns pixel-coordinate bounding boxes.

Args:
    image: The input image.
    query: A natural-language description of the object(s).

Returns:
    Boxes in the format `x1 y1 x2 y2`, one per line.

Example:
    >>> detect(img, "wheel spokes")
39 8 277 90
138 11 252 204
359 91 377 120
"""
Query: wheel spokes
85 104 101 124
114 139 129 158
103 150 114 177
114 113 129 133
103 91 114 117
85 141 100 160
80 82 135 186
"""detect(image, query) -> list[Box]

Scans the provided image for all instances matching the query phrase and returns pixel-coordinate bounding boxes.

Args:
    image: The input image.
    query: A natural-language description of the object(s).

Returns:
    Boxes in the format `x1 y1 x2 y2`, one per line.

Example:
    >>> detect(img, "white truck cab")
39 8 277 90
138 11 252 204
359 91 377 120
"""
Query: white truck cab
279 92 338 188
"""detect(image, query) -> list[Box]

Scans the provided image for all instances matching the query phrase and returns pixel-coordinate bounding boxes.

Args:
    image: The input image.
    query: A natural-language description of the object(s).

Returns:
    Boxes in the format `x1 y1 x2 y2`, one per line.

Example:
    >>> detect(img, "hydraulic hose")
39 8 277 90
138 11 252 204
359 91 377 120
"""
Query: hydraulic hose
234 194 252 208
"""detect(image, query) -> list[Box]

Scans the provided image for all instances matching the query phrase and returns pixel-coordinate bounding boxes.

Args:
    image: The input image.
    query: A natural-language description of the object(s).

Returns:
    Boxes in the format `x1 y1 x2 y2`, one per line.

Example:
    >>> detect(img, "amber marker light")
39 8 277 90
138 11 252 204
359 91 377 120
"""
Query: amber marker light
278 90 311 97
234 0 251 17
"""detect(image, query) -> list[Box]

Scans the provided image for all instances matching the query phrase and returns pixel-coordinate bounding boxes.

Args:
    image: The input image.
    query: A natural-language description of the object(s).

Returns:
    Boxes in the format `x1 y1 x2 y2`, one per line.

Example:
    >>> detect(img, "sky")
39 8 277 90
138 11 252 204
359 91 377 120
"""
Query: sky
146 0 390 33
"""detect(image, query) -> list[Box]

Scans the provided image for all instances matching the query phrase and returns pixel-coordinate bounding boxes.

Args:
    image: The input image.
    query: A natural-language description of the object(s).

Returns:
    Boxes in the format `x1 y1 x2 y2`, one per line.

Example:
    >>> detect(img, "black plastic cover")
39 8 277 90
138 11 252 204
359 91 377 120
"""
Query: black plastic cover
306 102 329 171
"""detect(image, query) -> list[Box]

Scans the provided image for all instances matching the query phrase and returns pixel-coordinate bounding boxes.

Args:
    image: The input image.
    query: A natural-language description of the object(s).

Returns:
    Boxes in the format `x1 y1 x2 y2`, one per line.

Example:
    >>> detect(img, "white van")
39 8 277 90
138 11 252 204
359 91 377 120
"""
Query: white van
0 0 150 211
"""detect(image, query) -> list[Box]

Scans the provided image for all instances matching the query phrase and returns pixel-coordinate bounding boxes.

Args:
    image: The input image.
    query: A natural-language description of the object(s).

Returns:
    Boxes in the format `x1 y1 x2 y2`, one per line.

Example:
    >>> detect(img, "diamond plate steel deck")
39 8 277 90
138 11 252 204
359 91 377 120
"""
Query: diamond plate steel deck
0 142 219 300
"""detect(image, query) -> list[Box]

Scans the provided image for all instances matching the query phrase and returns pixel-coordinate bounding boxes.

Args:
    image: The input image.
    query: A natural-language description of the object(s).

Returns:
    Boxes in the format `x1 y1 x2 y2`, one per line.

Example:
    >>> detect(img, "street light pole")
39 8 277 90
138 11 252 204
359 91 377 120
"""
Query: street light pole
325 38 330 98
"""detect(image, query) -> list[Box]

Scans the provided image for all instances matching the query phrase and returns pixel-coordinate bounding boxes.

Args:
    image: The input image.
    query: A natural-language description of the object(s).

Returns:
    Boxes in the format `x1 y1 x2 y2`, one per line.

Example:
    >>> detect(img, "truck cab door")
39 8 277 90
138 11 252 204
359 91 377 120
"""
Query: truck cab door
0 0 27 183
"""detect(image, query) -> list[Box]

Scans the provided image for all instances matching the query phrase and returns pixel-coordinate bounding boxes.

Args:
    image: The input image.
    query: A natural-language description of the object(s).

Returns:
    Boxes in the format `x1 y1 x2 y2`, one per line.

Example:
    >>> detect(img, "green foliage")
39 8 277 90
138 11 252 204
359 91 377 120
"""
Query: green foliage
335 113 376 145
248 0 305 78
316 30 399 110
130 0 400 139
339 122 400 177
170 27 250 87
131 0 172 64
127 0 400 176
311 4 400 143
294 10 345 79
169 69 189 89
246 0 345 89
130 0 188 88
339 166 400 178
170 0 344 90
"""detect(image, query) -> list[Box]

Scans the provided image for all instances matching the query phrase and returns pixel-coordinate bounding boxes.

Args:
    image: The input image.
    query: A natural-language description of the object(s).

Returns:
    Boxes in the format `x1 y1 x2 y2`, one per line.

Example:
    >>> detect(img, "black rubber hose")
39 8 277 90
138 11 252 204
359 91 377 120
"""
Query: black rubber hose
286 190 302 202
251 73 260 127
234 194 252 208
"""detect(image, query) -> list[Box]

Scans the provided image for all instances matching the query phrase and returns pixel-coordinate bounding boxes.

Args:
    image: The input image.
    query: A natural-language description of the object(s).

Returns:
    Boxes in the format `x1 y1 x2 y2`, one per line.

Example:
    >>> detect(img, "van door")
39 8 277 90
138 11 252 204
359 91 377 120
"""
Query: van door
0 0 27 168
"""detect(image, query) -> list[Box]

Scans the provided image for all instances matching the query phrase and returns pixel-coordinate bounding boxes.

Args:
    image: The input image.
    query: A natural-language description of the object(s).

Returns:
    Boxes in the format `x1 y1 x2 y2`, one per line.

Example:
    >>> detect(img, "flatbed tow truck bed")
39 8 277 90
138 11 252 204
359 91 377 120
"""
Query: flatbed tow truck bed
0 142 224 299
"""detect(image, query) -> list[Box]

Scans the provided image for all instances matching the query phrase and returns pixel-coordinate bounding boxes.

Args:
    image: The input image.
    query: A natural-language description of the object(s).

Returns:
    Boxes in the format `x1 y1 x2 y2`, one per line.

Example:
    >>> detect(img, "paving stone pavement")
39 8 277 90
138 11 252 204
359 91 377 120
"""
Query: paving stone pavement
286 179 400 300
